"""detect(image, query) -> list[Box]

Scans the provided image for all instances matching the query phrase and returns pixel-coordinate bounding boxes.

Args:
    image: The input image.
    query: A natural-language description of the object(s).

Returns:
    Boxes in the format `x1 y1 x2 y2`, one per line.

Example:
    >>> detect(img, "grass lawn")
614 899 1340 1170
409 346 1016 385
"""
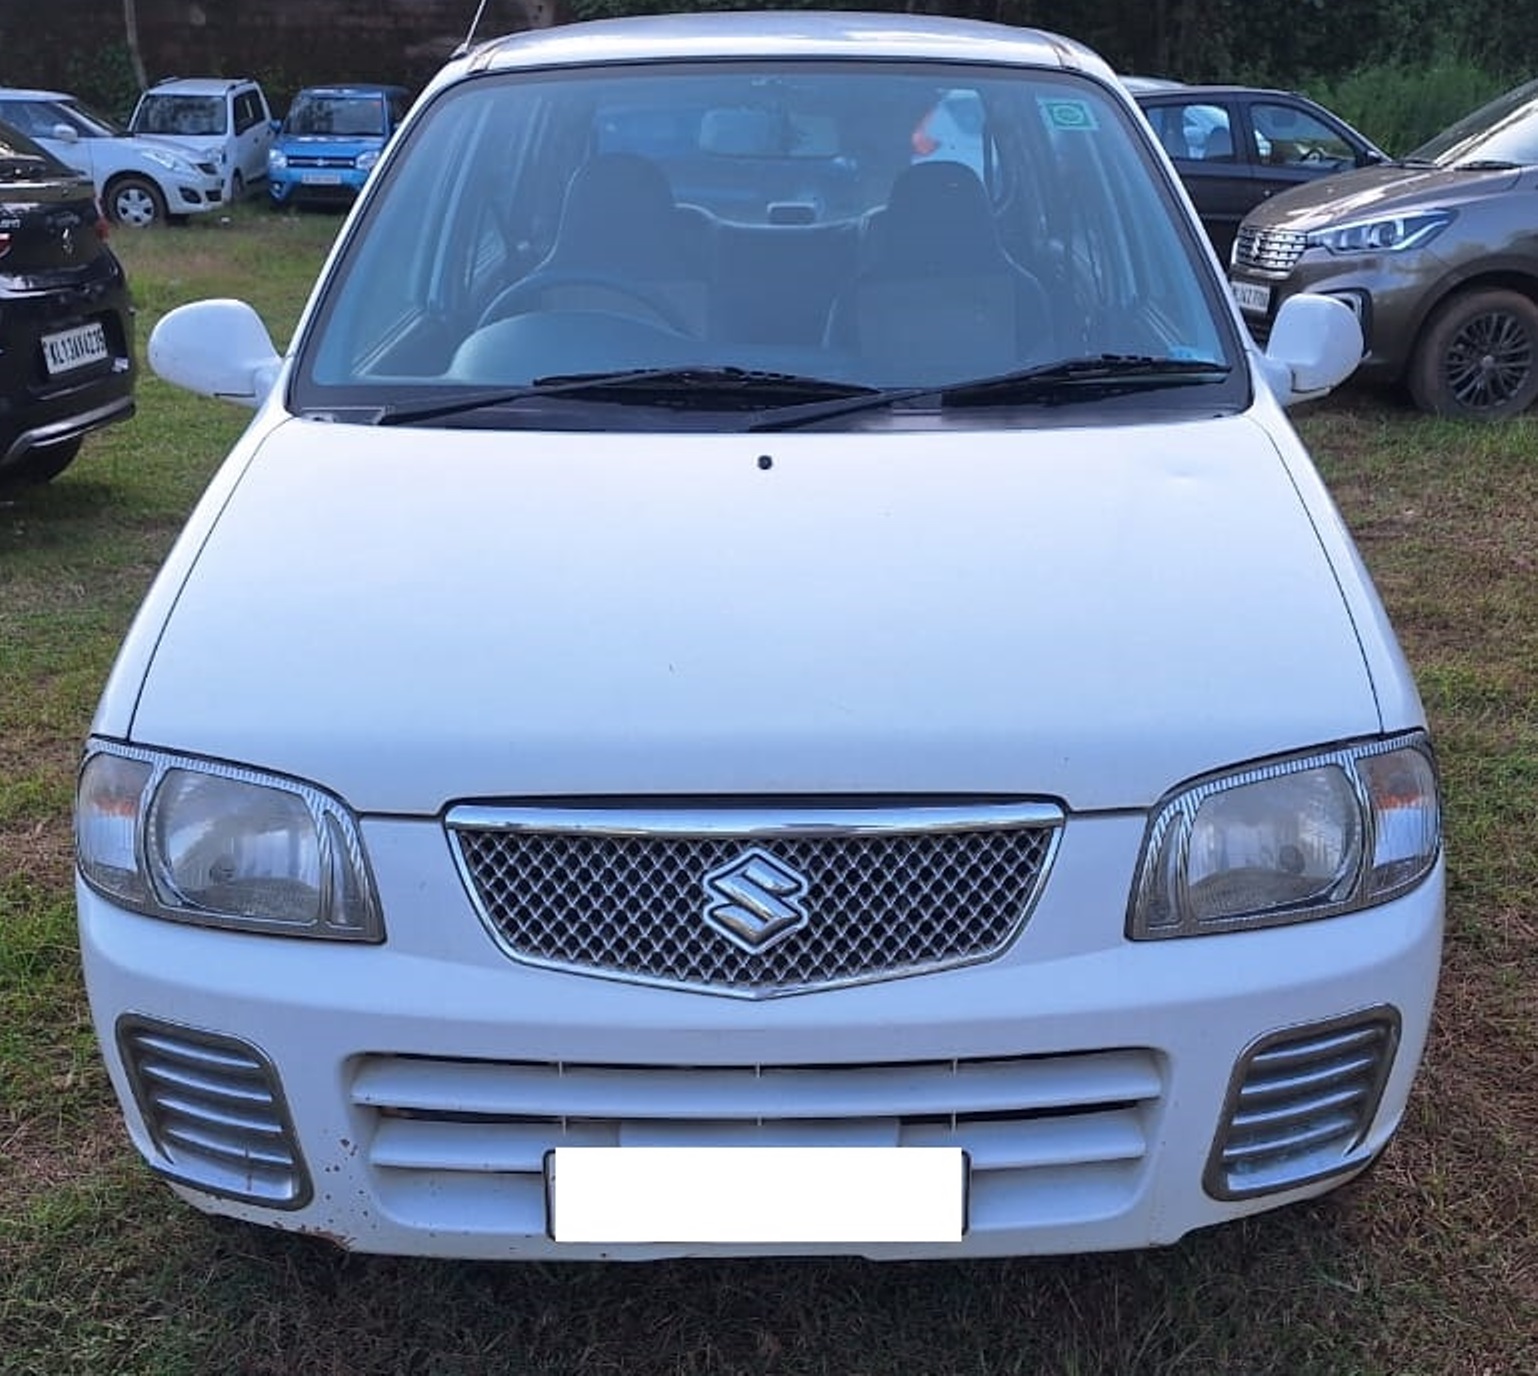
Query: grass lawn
1 202 1535 1376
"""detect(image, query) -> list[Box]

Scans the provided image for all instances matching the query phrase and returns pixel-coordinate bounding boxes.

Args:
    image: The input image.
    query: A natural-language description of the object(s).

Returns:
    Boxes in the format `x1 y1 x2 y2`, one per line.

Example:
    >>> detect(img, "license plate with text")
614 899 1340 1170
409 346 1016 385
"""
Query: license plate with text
42 322 108 375
1230 279 1272 315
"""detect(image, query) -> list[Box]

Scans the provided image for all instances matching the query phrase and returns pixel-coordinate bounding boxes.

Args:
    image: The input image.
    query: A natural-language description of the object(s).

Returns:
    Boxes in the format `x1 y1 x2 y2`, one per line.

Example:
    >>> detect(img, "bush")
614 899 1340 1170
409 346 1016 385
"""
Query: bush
1306 57 1516 156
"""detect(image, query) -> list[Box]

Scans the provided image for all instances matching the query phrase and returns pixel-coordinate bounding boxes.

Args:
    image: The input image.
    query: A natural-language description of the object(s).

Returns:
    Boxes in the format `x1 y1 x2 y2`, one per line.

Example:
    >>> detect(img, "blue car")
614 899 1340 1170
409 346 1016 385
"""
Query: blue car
268 84 410 207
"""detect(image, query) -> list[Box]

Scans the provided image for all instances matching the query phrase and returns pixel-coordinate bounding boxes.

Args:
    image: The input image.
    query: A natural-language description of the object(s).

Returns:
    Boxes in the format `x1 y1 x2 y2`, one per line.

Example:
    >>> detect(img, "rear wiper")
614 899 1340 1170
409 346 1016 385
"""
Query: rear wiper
747 355 1231 431
372 366 880 426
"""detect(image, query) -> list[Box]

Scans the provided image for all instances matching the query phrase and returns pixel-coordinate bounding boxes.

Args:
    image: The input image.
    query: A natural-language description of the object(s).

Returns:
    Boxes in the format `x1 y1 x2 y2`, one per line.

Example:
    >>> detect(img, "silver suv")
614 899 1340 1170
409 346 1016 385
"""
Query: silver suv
129 77 274 201
1231 77 1538 419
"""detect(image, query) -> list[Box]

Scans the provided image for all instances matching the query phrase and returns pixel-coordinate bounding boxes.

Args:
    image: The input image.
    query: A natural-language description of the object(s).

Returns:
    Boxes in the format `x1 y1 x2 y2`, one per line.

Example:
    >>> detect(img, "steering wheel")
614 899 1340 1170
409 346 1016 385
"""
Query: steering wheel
476 269 695 335
1300 146 1327 164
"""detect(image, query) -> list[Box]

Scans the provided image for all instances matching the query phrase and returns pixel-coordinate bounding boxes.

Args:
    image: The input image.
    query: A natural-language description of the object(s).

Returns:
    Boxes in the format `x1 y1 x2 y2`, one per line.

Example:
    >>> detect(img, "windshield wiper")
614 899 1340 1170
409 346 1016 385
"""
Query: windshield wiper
747 355 1232 431
371 366 880 426
1452 158 1523 170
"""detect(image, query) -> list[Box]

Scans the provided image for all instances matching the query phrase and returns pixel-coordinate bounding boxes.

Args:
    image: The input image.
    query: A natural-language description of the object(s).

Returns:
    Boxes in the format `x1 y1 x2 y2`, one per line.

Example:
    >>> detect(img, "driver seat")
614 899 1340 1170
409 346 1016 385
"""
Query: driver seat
510 154 711 334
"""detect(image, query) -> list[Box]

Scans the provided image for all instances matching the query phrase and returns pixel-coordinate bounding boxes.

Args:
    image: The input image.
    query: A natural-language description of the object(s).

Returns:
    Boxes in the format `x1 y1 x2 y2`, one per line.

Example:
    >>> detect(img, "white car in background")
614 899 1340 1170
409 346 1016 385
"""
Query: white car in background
129 76 275 201
0 86 223 226
79 12 1441 1261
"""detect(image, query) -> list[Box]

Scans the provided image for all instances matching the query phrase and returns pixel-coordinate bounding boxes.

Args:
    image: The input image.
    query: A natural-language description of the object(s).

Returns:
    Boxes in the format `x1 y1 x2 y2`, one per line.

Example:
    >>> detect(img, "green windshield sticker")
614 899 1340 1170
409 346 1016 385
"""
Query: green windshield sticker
1039 99 1098 132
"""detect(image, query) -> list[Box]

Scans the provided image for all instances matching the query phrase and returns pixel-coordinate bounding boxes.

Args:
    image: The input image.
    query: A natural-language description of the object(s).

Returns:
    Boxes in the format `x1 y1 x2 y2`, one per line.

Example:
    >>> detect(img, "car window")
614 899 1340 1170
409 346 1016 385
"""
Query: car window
1408 79 1538 166
286 93 387 137
0 117 70 171
234 91 266 133
299 60 1239 415
1147 102 1238 162
1252 103 1353 167
135 93 226 136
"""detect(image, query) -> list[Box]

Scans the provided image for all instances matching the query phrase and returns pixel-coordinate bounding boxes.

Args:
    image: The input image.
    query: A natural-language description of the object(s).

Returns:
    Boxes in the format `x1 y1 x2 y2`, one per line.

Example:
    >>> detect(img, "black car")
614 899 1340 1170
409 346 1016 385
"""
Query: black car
1129 82 1387 262
0 117 135 486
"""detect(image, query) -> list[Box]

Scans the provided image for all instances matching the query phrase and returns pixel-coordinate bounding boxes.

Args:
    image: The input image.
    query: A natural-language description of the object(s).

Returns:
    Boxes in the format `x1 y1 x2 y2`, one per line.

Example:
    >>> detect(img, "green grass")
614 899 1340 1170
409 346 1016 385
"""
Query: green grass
2 209 1537 1375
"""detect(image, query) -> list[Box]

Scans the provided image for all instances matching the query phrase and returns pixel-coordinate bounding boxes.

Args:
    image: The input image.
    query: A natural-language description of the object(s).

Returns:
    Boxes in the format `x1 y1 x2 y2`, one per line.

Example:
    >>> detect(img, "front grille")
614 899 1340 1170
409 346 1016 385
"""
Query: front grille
116 1016 310 1207
1205 1008 1400 1199
1233 225 1308 274
287 154 355 169
448 802 1062 997
355 1049 1162 1239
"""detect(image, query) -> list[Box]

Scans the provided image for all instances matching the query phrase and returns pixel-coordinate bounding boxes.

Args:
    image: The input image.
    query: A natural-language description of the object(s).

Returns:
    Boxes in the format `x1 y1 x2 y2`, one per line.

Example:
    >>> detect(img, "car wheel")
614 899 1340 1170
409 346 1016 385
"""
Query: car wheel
231 170 246 202
1408 288 1538 419
14 437 82 484
107 175 167 228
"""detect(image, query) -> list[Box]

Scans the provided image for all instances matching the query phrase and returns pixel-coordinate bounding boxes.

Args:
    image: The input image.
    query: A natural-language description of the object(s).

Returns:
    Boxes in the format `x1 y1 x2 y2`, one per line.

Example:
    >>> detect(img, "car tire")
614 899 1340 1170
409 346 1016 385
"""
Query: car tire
13 437 82 485
1408 287 1538 419
106 175 168 229
232 170 245 202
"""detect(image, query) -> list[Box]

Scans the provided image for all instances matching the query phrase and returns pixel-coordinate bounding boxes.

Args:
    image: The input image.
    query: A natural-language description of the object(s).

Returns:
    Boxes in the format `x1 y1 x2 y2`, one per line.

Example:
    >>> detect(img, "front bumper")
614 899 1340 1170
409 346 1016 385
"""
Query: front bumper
78 813 1444 1259
1230 249 1444 380
269 168 366 205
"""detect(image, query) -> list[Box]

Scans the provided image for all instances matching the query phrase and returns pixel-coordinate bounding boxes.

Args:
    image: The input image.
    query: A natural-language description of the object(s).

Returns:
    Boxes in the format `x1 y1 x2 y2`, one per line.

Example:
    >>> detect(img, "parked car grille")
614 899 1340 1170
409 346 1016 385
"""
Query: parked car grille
286 154 356 169
355 1048 1162 1239
1233 225 1309 273
1205 1008 1399 1199
448 802 1062 997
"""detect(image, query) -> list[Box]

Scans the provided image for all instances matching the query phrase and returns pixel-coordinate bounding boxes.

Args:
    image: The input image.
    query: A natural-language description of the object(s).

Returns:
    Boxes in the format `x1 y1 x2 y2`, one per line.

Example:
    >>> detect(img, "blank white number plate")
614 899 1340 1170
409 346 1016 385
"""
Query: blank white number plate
548 1146 966 1244
42 322 108 375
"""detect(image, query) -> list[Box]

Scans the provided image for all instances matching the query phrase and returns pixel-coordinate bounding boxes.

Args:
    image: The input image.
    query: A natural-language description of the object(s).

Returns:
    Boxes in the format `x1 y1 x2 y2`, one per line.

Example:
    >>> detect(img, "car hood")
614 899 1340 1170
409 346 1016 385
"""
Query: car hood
124 414 1383 814
1245 159 1526 230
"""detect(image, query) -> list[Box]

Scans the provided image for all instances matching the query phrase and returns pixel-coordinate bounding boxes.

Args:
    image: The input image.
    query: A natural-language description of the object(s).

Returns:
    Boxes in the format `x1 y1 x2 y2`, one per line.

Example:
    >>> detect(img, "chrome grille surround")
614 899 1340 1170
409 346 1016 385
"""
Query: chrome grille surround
115 1015 311 1208
1205 1006 1400 1200
1233 225 1309 274
354 1049 1163 1238
447 801 1063 998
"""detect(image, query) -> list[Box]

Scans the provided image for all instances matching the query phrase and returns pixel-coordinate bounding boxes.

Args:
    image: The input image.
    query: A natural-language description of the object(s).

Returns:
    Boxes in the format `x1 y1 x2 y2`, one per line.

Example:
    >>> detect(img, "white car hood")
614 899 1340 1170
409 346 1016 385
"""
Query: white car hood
125 415 1382 813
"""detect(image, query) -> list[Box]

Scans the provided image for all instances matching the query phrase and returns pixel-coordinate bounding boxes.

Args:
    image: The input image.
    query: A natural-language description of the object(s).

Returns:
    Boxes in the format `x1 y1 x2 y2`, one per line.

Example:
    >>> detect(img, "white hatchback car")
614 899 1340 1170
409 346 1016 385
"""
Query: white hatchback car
78 12 1443 1260
128 77 275 201
0 87 224 226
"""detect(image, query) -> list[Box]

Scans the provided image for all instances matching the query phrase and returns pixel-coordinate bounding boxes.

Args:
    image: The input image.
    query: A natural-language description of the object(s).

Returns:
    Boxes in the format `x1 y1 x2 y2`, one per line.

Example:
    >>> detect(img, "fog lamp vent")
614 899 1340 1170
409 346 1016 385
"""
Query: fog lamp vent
116 1015 311 1208
1205 1008 1399 1200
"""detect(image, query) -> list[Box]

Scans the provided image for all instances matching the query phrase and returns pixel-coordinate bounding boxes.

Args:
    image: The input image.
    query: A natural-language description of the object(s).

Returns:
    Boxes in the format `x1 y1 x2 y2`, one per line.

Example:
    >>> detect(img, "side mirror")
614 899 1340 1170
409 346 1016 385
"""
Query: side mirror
51 123 80 144
1257 292 1363 406
148 298 282 408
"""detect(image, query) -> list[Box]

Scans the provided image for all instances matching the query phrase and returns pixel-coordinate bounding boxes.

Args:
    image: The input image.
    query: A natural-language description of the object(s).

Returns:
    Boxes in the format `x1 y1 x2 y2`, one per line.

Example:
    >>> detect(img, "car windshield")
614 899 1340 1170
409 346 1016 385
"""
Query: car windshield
1407 78 1538 167
134 93 226 136
296 59 1242 424
285 92 385 137
53 98 124 137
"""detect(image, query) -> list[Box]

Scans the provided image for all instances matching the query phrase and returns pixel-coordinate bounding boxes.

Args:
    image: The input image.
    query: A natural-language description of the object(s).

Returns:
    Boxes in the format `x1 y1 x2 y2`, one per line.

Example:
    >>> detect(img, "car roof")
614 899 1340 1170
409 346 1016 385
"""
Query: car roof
448 12 1110 87
145 77 257 95
1133 84 1310 101
0 87 75 101
295 84 409 97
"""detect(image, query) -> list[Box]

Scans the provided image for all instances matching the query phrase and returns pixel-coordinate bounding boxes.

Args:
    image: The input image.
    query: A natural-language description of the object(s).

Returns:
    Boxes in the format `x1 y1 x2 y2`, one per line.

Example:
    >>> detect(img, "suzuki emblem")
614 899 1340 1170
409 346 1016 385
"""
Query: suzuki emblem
702 847 810 953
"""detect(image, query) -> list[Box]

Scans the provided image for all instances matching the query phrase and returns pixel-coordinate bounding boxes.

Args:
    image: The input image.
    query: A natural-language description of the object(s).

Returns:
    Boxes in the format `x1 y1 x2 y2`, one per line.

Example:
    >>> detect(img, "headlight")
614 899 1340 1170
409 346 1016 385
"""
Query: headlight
76 742 382 941
268 149 287 171
1129 733 1440 939
355 149 380 171
1307 211 1452 255
140 147 192 174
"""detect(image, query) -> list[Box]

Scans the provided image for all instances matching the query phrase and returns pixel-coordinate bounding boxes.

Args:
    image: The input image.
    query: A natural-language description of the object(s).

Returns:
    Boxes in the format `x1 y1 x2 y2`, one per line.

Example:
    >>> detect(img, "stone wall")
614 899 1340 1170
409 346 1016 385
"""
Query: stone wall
2 0 545 116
